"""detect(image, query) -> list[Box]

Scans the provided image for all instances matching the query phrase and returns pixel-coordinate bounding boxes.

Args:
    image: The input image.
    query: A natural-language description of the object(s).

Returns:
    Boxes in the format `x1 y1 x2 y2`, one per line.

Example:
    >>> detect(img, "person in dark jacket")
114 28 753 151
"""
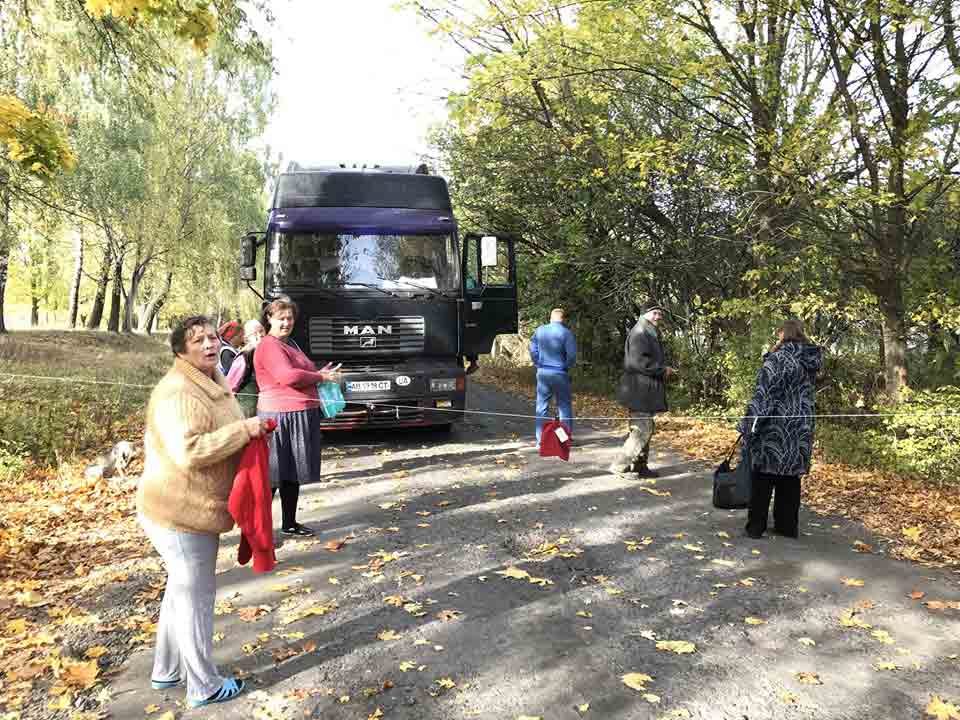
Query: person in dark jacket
741 319 822 539
529 308 577 444
610 304 676 477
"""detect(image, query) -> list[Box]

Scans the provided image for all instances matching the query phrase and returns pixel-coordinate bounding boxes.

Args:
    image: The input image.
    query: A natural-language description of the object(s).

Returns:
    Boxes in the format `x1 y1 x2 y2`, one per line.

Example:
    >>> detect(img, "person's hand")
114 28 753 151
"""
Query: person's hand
245 417 275 438
320 362 343 384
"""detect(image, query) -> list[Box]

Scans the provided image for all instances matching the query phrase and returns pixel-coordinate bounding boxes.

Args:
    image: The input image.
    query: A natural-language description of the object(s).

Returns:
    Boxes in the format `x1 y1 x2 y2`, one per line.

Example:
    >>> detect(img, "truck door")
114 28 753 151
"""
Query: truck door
460 233 519 356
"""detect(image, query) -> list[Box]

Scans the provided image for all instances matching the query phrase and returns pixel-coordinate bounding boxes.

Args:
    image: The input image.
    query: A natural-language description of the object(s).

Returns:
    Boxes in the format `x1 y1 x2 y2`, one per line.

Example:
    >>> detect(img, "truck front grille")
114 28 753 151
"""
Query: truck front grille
309 316 425 356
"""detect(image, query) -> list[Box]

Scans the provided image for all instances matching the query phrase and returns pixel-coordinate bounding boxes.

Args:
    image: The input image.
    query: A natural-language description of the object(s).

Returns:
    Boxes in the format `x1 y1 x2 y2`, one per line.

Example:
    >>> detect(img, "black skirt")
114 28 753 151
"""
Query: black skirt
258 408 323 489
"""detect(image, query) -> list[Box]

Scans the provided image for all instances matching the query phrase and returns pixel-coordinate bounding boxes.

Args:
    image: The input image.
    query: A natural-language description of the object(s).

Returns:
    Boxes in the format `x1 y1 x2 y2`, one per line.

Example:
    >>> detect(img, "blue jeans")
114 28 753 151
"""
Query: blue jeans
536 369 572 443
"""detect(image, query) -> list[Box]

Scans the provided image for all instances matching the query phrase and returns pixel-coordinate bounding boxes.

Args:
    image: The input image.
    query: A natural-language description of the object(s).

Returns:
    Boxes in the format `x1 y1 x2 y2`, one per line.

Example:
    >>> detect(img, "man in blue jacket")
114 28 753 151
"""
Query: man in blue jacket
530 308 577 445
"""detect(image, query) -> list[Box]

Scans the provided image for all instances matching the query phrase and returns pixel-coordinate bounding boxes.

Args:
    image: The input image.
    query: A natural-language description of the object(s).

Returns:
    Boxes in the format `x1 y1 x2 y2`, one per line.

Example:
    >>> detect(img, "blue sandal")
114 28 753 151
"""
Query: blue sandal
188 677 246 708
150 676 181 690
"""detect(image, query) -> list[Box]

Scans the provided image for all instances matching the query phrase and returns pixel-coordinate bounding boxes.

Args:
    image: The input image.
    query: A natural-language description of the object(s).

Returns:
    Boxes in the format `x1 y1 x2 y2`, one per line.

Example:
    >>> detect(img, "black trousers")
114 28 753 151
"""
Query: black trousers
745 471 801 537
272 484 300 529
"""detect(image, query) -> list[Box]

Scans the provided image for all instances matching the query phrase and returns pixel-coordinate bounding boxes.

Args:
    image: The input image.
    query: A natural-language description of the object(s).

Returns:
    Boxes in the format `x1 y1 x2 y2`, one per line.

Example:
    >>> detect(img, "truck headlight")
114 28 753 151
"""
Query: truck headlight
430 378 457 393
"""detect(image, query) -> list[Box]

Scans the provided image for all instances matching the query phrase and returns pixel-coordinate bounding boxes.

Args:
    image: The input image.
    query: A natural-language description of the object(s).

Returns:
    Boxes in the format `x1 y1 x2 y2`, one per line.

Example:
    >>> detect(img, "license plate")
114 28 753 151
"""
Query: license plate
346 380 391 393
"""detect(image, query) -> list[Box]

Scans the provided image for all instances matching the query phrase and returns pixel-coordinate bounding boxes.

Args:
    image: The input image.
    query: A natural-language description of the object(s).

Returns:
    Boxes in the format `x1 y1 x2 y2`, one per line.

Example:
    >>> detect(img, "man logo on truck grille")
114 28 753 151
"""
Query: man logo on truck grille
343 325 393 336
360 337 377 348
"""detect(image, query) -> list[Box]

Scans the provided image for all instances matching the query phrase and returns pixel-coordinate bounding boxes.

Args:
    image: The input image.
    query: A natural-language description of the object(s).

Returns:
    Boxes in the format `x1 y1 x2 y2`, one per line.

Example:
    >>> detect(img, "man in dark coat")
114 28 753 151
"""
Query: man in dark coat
609 304 676 477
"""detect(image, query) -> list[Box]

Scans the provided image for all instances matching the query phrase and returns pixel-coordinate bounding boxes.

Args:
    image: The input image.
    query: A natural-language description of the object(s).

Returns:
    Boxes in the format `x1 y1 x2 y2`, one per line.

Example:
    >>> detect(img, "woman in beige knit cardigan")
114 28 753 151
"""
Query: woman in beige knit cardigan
137 315 271 708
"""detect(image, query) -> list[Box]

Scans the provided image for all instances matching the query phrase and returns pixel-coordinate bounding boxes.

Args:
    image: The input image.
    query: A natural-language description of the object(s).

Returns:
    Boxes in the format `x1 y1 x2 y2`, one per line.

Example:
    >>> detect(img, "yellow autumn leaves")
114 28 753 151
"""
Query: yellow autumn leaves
0 95 76 177
83 0 218 50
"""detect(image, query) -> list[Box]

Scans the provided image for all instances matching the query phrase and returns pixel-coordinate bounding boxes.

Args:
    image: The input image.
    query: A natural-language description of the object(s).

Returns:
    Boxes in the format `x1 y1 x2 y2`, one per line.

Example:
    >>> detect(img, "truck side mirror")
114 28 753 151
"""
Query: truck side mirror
240 233 257 268
480 236 499 267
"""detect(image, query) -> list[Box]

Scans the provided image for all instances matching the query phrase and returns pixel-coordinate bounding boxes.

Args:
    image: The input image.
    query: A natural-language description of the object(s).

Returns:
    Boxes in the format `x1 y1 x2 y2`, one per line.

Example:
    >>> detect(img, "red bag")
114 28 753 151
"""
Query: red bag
539 419 572 461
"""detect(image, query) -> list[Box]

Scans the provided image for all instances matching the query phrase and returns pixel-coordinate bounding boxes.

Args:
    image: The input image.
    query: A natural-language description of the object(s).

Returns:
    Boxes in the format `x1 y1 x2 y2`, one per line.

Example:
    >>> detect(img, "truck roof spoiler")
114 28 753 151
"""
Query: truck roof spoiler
286 162 432 175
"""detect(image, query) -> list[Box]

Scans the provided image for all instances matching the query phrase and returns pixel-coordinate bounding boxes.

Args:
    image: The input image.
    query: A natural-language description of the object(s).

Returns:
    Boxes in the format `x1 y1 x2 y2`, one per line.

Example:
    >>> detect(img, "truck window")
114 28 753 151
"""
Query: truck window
267 232 460 293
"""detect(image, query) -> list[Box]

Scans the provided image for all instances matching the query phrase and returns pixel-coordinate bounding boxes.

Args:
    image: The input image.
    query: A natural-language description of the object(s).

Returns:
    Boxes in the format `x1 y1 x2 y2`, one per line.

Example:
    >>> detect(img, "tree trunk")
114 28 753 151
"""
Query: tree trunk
107 253 123 333
29 272 39 327
87 244 113 329
0 182 10 334
123 266 145 332
878 284 908 402
142 270 173 335
67 232 84 329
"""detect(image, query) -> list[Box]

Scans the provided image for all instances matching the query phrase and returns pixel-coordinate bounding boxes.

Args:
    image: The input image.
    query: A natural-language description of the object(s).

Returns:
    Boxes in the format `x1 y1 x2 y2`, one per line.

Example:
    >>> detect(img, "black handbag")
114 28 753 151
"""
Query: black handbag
712 435 751 509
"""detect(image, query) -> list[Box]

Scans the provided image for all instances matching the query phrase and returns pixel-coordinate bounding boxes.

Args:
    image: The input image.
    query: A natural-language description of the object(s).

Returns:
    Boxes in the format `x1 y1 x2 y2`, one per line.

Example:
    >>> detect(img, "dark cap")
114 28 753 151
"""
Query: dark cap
641 302 665 314
218 320 241 342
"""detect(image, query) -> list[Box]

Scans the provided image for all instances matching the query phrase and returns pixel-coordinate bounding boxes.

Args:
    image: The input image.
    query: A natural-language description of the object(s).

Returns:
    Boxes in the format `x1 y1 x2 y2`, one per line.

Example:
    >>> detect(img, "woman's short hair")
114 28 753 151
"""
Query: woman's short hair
773 319 811 352
170 315 214 355
262 297 299 331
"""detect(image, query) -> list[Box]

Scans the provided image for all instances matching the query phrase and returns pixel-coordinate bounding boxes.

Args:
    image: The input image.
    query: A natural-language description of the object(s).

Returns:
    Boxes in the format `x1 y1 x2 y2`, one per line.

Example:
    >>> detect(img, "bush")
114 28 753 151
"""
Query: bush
882 386 960 487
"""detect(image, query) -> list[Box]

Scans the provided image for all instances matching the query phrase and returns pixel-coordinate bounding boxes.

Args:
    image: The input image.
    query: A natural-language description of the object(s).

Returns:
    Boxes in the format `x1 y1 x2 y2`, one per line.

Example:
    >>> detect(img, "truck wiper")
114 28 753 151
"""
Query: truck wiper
271 282 340 298
334 281 399 297
375 276 451 298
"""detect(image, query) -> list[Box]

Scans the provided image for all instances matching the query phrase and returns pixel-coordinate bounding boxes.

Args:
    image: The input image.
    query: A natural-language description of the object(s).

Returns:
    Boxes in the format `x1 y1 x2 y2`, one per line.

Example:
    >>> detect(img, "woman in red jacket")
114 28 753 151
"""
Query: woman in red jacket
254 298 340 536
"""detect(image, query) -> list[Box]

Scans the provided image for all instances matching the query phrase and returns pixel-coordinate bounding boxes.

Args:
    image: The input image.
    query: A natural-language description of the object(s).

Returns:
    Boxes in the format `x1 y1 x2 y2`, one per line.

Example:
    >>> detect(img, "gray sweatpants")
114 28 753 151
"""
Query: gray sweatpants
610 415 655 472
139 514 223 702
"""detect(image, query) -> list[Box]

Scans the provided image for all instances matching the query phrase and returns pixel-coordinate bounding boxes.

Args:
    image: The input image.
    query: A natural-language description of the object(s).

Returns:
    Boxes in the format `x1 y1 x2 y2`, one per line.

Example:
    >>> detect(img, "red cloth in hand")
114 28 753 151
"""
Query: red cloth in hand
228 433 275 572
539 420 571 461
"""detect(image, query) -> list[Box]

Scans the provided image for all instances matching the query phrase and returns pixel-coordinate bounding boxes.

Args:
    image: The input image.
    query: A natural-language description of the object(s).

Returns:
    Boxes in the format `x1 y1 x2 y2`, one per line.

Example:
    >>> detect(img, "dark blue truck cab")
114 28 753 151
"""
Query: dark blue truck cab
238 167 518 429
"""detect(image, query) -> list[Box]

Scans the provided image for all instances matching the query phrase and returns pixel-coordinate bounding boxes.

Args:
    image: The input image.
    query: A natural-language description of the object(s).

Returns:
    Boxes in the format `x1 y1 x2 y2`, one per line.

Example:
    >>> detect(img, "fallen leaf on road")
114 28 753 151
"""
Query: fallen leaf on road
643 693 661 704
744 617 766 625
656 640 696 654
780 691 799 704
638 487 671 497
924 600 960 611
338 695 350 703
496 567 530 580
682 544 704 552
795 672 822 685
324 538 347 552
377 629 402 641
84 645 109 659
436 677 456 689
925 695 960 719
839 608 872 629
577 702 590 712
841 577 865 587
716 531 730 538
384 595 406 607
144 704 160 713
872 629 895 644
622 672 654 691
437 609 462 622
63 658 100 688
399 661 416 672
852 540 873 553
874 662 900 671
577 611 592 618
910 590 926 600
238 605 272 622
517 716 542 720
798 637 816 647
902 526 923 543
712 559 737 567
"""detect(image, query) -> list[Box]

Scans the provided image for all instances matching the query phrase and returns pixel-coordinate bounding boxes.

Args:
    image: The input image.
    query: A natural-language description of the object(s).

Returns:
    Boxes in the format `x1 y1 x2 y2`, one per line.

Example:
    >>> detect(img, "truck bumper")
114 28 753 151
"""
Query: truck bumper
319 359 466 430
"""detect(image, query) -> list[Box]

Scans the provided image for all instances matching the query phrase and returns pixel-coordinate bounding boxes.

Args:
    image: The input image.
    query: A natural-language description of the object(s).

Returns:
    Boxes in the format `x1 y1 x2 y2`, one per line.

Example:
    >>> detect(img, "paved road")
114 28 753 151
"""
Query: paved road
108 381 960 720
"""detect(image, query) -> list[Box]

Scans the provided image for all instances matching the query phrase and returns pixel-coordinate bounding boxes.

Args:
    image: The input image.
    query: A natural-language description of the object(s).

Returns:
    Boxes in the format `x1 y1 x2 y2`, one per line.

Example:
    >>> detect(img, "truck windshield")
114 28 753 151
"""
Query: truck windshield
267 232 460 293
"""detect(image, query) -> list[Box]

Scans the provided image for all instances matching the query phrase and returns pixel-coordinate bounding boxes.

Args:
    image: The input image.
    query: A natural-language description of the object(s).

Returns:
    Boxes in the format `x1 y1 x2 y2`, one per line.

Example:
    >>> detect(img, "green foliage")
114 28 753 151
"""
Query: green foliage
882 387 960 486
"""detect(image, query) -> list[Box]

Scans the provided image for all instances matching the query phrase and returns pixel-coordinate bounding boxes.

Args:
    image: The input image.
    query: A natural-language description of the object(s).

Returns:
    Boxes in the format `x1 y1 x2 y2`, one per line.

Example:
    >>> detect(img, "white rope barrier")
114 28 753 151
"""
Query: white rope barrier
2 372 959 423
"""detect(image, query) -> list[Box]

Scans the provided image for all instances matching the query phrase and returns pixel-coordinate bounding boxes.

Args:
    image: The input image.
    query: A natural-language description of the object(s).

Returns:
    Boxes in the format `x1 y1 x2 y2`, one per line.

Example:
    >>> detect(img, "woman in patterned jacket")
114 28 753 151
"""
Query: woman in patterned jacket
741 320 822 538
